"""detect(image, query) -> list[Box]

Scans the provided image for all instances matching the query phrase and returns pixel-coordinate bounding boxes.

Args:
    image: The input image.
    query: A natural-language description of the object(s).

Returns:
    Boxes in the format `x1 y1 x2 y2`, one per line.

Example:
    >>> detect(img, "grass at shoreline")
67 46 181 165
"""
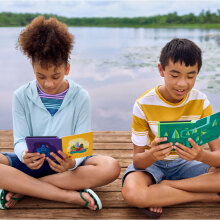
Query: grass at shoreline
1 11 220 29
1 24 220 29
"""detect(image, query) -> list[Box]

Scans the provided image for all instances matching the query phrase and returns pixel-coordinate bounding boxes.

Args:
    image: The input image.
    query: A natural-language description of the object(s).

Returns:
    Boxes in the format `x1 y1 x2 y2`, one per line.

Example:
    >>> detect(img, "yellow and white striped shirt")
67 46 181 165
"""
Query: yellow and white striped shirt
132 85 213 160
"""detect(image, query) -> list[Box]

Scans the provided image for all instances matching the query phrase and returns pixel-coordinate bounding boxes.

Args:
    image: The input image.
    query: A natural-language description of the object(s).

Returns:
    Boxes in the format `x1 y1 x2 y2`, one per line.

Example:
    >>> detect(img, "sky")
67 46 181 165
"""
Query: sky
0 0 219 18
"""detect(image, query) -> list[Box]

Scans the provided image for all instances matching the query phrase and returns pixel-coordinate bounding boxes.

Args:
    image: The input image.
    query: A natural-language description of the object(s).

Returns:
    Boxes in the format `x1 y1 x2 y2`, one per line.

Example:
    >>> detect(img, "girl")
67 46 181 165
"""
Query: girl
0 16 120 210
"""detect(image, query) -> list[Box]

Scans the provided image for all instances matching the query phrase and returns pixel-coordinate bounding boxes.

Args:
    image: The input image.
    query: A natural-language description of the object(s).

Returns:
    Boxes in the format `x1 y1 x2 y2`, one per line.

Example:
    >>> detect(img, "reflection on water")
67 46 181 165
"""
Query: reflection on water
0 27 220 130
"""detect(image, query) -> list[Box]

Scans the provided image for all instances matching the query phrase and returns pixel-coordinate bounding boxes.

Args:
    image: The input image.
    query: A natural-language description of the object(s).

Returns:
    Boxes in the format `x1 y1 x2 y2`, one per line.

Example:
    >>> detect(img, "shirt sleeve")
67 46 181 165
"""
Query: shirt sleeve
72 90 91 169
131 101 150 146
13 92 30 162
201 95 213 118
74 90 91 135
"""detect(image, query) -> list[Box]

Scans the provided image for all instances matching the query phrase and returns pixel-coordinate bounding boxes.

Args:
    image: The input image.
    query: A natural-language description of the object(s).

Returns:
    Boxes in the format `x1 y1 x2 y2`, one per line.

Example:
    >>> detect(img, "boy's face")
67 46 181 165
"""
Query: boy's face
33 62 70 94
158 60 198 103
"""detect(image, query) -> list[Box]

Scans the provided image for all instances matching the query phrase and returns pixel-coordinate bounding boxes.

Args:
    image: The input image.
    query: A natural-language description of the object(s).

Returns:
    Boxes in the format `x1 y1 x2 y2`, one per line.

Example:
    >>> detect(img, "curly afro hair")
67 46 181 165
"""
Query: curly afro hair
18 16 74 68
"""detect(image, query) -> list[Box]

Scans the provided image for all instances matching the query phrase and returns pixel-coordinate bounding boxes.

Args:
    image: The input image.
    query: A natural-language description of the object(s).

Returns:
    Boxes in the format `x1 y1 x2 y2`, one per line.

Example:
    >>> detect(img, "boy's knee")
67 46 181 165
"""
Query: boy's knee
122 181 151 208
122 181 135 202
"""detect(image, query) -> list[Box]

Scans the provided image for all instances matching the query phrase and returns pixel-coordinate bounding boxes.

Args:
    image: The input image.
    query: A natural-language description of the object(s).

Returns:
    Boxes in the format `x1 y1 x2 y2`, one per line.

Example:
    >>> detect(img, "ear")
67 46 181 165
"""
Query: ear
158 63 165 77
65 63 70 76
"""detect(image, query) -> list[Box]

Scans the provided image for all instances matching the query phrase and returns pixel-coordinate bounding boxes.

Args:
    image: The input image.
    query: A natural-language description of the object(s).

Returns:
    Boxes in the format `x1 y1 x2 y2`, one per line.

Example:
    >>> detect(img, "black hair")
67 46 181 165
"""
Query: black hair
159 38 202 72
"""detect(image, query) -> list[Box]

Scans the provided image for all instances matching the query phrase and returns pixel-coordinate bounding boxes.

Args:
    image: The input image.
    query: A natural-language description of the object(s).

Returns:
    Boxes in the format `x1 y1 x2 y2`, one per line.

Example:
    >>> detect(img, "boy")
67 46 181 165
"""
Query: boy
122 38 220 218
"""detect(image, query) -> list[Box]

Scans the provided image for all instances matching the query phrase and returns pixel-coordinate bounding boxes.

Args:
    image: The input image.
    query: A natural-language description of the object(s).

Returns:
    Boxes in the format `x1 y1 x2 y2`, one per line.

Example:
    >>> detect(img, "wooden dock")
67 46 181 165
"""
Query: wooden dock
0 130 220 219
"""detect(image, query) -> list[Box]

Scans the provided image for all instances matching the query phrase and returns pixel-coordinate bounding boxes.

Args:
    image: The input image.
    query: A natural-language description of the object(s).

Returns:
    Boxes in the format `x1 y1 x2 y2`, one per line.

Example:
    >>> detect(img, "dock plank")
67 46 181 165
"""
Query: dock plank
0 130 218 219
1 207 220 219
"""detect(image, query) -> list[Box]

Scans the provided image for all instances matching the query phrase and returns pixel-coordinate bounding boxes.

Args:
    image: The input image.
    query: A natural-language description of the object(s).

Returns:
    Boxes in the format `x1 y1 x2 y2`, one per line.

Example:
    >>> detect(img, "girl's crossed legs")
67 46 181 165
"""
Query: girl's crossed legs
0 153 121 209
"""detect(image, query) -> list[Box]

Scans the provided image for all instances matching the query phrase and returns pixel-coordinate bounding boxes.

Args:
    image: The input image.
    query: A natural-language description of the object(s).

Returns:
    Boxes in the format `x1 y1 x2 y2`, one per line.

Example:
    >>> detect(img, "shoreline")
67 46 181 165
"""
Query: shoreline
0 24 220 29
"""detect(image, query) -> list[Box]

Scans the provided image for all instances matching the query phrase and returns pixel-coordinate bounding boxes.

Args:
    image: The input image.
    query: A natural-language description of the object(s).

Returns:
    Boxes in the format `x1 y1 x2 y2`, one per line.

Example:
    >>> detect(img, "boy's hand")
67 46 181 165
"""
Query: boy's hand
23 150 45 170
150 136 173 160
174 138 204 161
46 151 76 173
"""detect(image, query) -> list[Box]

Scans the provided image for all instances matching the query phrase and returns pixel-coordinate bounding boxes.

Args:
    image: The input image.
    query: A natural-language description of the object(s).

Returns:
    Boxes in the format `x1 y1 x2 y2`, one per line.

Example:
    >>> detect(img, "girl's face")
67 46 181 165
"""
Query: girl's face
33 62 70 94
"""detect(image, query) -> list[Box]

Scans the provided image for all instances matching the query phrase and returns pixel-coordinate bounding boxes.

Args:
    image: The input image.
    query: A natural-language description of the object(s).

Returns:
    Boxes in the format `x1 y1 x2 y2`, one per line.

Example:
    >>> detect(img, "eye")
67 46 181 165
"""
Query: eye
37 74 45 80
53 73 61 80
38 76 45 80
171 75 178 78
53 77 60 80
188 76 194 79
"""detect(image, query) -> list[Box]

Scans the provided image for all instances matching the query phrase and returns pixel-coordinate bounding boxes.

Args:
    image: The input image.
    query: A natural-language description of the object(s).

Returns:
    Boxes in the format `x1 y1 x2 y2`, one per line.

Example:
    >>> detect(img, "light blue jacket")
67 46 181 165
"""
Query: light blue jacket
13 79 91 169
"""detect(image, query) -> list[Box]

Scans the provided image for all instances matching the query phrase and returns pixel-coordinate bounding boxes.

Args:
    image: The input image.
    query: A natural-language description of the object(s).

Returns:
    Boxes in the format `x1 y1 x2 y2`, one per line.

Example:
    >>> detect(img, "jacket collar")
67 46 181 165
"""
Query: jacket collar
26 78 80 112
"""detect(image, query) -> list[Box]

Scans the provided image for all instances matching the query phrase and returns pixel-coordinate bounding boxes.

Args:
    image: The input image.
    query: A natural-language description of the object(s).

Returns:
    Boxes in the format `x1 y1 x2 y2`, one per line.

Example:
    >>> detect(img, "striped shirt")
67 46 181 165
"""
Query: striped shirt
37 83 69 116
132 85 213 160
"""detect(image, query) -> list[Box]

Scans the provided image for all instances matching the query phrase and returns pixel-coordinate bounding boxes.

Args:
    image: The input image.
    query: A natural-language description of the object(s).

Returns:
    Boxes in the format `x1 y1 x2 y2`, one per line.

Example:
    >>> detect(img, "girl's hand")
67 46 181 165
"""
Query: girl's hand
46 151 76 173
23 150 45 170
150 136 173 161
174 138 204 161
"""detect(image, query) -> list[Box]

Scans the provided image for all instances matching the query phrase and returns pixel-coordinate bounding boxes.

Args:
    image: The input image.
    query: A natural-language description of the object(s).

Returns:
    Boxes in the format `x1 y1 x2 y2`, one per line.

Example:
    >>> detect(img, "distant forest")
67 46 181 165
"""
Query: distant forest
0 10 220 28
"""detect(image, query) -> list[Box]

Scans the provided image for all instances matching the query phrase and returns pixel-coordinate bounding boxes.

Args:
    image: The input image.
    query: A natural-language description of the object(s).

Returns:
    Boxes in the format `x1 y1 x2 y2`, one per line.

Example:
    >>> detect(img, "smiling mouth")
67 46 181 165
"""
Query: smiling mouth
175 89 186 95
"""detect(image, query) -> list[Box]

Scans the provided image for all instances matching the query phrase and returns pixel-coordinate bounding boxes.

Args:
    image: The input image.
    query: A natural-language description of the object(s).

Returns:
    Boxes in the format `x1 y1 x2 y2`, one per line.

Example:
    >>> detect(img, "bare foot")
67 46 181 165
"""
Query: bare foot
71 191 97 210
149 207 163 214
5 192 24 208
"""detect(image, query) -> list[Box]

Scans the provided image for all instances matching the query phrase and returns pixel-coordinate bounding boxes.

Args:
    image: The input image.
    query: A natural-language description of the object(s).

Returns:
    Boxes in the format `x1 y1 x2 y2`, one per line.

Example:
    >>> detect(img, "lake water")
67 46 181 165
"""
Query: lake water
0 27 220 130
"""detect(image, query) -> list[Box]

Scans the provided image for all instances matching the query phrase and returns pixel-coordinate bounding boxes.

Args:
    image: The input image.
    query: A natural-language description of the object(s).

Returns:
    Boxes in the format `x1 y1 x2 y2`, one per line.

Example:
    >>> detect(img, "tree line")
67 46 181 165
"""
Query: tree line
0 10 219 27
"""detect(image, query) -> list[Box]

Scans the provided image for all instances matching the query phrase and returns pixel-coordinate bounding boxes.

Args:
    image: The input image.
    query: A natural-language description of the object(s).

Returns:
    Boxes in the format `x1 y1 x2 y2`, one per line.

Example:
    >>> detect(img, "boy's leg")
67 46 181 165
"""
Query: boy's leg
122 171 220 208
160 167 220 193
0 163 98 210
122 169 162 214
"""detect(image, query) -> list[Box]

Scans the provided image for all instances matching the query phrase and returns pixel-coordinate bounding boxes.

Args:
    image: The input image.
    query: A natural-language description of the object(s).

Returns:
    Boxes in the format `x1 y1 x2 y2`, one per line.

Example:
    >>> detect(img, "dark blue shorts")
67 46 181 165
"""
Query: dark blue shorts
1 152 94 178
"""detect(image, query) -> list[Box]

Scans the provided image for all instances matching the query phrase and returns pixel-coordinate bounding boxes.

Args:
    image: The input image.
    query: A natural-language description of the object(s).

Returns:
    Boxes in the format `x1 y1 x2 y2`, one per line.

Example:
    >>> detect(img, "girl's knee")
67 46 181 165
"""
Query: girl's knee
104 157 121 181
0 153 9 165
